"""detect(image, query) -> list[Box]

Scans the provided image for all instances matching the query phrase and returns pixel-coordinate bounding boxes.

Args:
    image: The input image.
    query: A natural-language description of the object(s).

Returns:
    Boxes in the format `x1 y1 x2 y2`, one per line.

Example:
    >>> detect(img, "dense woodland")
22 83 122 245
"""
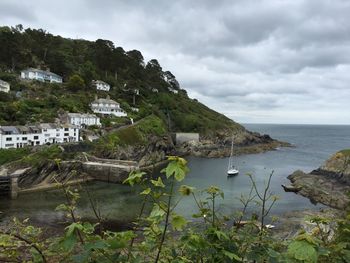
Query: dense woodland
0 25 241 134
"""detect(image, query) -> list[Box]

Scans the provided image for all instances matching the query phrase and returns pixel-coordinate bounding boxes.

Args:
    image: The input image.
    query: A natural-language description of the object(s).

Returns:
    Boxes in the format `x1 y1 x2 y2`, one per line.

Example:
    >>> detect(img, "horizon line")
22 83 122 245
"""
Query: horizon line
240 122 350 126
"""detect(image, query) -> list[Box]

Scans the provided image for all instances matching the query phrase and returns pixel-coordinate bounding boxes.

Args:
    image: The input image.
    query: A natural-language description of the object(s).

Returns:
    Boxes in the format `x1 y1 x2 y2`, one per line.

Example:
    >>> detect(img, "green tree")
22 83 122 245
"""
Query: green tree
67 74 85 91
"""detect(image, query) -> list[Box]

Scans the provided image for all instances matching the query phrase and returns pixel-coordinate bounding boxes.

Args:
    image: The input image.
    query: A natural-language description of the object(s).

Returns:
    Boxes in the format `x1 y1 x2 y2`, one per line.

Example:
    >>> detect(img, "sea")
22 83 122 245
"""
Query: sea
1 124 350 229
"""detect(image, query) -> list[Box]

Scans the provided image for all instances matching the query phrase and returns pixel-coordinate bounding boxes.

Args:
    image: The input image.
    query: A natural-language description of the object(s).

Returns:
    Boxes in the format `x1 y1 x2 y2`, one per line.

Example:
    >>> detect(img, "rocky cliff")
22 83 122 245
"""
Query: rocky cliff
179 129 289 158
288 150 350 210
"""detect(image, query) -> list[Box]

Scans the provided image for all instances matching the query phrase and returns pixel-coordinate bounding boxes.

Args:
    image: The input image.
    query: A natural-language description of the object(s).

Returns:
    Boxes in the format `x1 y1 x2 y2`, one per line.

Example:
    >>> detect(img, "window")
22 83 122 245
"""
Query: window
56 134 60 137
5 144 14 147
64 128 69 131
36 141 40 145
34 136 39 140
22 137 27 141
6 137 12 141
64 133 69 136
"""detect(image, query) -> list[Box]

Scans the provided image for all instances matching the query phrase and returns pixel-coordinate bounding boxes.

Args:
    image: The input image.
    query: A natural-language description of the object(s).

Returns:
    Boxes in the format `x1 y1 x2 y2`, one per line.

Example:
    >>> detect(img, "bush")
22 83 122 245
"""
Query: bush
0 147 31 165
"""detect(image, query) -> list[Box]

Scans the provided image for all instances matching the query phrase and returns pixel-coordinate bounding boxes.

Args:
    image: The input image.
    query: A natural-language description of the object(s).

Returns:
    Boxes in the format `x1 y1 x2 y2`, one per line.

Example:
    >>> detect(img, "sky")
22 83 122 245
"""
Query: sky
1 0 350 124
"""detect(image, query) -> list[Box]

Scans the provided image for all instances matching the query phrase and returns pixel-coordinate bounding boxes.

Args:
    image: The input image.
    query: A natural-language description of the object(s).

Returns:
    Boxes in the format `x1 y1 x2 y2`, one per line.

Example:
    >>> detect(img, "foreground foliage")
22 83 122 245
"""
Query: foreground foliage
1 157 349 262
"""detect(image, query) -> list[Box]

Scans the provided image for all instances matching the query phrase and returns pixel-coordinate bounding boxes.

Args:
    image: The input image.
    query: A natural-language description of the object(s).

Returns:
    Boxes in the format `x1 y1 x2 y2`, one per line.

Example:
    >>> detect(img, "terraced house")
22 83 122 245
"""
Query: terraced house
0 124 79 149
60 112 101 127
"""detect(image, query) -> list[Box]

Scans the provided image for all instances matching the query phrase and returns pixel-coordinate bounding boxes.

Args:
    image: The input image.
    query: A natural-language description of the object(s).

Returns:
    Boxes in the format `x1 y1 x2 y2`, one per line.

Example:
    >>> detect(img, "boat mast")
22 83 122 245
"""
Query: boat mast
228 137 234 169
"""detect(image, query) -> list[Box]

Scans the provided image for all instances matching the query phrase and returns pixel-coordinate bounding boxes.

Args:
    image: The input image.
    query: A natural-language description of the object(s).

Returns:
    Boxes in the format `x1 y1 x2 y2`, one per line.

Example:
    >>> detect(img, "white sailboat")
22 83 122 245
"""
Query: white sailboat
227 138 239 176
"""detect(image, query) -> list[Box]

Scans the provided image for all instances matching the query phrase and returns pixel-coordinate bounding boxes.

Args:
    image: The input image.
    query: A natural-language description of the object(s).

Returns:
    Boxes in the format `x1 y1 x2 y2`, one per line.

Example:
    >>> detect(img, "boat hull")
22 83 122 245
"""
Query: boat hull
227 169 239 176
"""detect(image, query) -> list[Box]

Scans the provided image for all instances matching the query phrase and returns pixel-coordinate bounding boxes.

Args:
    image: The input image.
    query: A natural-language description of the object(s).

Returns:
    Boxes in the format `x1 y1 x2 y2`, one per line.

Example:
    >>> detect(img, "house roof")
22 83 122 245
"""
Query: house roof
0 126 19 134
91 98 120 105
17 126 30 133
67 113 99 118
39 123 55 129
92 80 109 86
21 68 62 79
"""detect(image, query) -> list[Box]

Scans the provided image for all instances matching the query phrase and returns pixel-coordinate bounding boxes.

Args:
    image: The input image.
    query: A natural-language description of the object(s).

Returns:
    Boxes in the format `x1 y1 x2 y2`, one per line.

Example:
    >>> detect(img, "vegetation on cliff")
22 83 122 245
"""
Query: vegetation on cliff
0 25 242 134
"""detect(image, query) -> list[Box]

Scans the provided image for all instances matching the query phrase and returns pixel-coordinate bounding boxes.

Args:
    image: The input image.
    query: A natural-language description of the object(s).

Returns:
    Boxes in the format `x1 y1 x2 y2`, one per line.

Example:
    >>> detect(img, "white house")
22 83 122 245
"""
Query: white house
90 96 127 117
0 79 10 93
60 113 101 127
39 123 79 144
168 87 179 94
92 80 110 91
0 124 79 149
20 68 63 83
151 88 159 93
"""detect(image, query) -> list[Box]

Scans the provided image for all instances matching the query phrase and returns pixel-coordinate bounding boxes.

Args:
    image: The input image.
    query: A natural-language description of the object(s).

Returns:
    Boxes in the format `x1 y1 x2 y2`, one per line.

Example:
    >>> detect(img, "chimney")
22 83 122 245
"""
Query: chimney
106 95 110 100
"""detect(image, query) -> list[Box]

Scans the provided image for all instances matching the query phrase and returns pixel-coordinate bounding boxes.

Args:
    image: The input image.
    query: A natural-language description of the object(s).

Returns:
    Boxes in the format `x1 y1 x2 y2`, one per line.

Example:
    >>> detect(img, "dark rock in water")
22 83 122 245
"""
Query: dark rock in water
281 184 300 193
287 150 350 210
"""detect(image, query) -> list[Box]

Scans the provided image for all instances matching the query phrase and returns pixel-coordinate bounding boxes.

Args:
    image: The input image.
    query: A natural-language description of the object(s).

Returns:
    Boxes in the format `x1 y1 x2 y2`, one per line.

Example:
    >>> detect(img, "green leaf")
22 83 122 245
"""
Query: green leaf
214 230 229 241
84 240 107 251
287 240 318 262
179 185 195 196
65 222 84 237
162 157 189 181
140 187 151 195
149 204 166 218
123 171 146 186
55 204 69 212
222 250 242 261
60 233 77 251
151 177 165 188
171 214 187 231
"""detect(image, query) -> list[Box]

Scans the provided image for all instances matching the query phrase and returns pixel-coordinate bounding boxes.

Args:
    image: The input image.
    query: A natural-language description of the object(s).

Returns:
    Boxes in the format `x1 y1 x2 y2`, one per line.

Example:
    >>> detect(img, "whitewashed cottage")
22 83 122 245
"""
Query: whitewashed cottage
0 79 10 93
60 113 101 127
90 96 127 117
0 124 79 149
92 80 110 91
20 68 63 83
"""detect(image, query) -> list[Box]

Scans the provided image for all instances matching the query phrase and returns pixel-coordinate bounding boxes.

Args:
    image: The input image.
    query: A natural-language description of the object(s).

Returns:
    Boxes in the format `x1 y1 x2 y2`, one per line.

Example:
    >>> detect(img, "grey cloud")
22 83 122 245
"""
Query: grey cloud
0 0 350 123
0 2 37 22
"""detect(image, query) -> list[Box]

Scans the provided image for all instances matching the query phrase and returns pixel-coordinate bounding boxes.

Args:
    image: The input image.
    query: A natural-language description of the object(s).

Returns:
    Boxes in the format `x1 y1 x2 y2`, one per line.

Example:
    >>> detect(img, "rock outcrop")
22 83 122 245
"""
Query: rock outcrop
288 150 350 210
178 130 290 158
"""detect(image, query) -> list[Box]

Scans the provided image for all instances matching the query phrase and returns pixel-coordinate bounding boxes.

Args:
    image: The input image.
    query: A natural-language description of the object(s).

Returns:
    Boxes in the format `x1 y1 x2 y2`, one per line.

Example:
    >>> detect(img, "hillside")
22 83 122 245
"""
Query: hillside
0 25 242 134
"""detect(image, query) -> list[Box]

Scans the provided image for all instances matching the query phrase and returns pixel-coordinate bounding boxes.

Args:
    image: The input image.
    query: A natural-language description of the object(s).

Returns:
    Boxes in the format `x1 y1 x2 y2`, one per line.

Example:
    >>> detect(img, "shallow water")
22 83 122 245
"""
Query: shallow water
1 124 349 228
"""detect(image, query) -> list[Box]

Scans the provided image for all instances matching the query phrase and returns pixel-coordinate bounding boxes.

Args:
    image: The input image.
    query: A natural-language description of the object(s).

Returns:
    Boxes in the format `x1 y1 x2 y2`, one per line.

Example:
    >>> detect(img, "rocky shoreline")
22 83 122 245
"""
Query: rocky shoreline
179 130 290 158
287 150 350 210
1 128 290 193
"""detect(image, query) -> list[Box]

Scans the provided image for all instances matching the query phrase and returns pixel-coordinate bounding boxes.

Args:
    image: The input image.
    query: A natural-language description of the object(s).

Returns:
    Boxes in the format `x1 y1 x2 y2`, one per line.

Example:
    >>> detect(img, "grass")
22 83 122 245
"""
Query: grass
0 148 31 166
93 115 167 156
13 145 63 168
339 149 350 157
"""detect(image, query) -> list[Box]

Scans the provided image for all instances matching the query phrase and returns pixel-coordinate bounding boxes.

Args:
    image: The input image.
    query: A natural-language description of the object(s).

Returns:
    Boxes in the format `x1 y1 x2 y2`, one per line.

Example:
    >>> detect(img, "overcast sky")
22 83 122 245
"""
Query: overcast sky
1 0 349 124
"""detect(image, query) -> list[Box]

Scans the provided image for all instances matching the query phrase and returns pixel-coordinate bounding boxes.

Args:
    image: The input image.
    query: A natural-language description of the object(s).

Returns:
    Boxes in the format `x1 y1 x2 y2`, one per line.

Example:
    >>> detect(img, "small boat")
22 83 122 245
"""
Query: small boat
227 138 239 176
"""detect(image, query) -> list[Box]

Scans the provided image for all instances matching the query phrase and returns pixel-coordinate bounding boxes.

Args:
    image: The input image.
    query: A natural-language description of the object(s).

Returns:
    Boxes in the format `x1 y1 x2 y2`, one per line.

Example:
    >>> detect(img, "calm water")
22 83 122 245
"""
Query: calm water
1 124 350 227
